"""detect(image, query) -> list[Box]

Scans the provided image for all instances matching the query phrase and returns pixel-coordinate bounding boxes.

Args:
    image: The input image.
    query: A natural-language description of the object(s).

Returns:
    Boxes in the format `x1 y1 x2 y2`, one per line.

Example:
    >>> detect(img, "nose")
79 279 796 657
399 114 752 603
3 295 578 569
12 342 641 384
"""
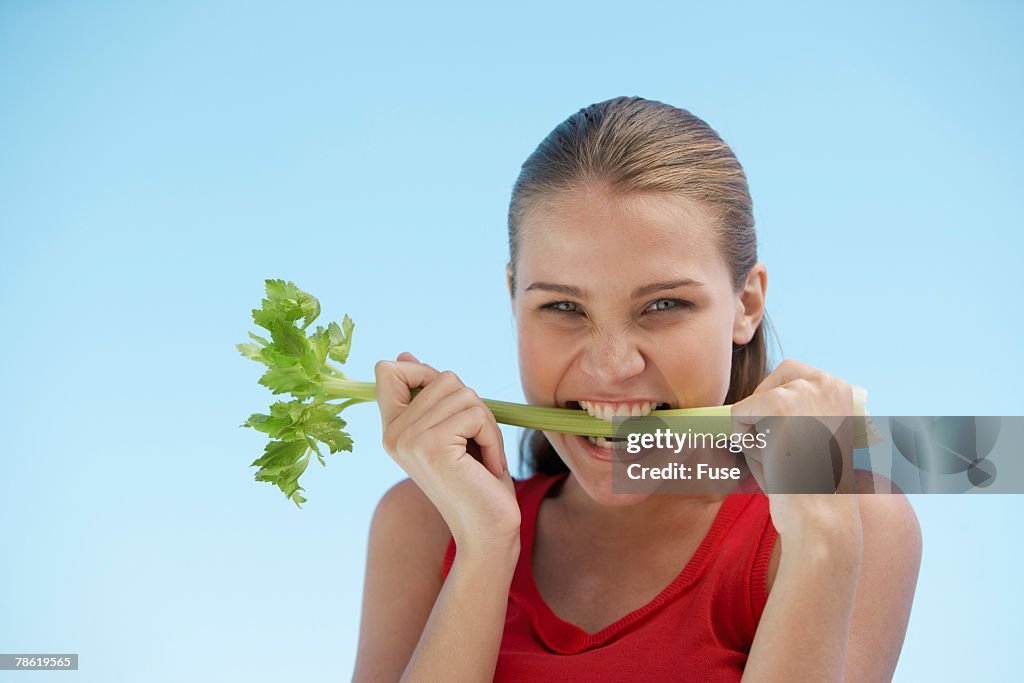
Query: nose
577 327 645 385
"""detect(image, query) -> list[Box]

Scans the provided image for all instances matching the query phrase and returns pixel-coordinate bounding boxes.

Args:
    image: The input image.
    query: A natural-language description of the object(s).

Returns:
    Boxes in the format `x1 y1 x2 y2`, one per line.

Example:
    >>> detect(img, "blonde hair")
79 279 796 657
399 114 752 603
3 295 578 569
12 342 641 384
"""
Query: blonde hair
508 96 779 475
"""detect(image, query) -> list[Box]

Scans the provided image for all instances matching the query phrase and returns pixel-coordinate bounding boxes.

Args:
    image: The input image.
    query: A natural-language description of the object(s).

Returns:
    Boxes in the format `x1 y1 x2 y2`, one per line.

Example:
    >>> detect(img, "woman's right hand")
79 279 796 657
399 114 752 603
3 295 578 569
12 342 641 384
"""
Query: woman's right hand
374 352 521 556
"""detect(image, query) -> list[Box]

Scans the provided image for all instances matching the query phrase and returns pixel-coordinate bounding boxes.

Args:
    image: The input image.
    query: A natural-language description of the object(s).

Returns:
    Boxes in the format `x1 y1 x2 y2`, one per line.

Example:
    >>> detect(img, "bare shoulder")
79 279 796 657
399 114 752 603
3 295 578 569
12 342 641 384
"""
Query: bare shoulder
374 478 453 555
852 469 922 567
765 469 922 594
853 469 921 547
352 478 453 682
365 477 453 592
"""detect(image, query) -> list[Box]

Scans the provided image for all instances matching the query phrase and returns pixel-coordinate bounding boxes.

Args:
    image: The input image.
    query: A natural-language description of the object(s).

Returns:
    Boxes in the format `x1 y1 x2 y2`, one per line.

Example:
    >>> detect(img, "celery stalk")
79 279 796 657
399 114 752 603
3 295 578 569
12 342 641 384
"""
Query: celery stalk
321 377 877 446
320 376 727 438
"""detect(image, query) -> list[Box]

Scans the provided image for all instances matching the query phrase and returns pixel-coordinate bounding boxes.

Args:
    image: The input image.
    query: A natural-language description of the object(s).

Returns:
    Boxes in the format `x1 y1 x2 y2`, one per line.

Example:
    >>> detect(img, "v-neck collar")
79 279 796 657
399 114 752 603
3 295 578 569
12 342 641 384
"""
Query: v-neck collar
509 471 750 654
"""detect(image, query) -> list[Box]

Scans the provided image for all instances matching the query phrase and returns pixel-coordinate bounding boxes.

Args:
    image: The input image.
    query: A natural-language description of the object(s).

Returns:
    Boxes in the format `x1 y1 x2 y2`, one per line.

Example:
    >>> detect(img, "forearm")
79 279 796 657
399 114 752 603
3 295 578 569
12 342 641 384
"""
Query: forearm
400 541 519 683
741 535 861 683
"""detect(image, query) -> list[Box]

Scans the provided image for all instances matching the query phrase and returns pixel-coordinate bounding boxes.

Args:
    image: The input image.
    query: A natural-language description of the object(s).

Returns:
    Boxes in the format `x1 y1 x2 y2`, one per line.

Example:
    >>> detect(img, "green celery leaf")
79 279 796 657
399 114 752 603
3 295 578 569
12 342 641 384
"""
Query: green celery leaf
264 279 302 312
304 403 351 453
251 303 279 331
260 345 300 368
300 349 323 378
274 451 312 502
237 343 265 363
251 439 308 477
310 326 330 364
307 438 326 466
244 411 294 438
308 426 353 454
258 365 314 395
263 279 321 328
270 319 308 358
297 290 320 329
283 401 305 423
306 402 344 419
327 315 354 364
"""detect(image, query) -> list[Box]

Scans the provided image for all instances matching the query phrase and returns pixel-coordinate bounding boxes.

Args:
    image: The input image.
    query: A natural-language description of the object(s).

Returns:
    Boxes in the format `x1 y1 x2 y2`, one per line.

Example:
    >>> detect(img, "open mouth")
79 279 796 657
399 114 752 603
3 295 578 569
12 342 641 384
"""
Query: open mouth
565 399 671 449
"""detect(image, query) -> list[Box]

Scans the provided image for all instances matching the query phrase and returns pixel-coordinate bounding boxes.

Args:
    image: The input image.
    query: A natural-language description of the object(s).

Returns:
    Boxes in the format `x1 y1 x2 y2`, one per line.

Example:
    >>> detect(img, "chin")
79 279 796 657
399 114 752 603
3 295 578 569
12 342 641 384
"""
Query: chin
546 431 655 507
576 479 654 508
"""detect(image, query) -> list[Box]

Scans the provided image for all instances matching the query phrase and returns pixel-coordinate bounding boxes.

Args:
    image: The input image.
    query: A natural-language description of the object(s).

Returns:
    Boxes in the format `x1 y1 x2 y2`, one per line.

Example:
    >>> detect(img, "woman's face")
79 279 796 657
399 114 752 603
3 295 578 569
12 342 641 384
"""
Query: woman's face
509 183 765 506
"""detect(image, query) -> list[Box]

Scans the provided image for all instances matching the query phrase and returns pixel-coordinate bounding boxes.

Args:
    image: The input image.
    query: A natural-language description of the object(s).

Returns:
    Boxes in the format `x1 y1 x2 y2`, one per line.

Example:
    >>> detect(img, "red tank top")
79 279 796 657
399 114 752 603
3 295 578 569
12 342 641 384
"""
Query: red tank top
441 471 777 682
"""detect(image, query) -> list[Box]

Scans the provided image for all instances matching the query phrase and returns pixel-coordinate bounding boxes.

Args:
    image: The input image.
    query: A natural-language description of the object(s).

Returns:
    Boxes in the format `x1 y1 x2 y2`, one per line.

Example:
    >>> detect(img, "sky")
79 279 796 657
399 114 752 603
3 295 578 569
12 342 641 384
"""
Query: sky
1 0 1021 680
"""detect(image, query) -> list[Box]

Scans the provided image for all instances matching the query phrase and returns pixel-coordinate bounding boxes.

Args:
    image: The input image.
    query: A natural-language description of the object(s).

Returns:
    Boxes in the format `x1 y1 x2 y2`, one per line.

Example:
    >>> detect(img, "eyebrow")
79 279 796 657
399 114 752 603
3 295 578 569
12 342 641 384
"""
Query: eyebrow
525 278 705 299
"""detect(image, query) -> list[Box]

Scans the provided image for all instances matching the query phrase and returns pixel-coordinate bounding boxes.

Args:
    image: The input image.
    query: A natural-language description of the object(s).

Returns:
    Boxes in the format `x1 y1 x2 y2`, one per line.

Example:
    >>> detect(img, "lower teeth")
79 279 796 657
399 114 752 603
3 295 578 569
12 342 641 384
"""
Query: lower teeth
587 435 625 449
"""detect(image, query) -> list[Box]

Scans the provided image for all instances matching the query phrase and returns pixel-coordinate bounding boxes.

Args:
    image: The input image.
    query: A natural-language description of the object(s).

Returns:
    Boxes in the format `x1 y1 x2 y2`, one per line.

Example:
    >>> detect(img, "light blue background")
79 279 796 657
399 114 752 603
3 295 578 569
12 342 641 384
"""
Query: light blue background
1 1 1021 680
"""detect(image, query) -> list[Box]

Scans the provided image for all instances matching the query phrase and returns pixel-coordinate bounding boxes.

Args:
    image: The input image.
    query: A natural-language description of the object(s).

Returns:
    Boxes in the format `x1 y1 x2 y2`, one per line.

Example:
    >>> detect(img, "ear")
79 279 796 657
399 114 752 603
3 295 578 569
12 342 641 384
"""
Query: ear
506 262 519 320
733 262 767 345
506 262 515 299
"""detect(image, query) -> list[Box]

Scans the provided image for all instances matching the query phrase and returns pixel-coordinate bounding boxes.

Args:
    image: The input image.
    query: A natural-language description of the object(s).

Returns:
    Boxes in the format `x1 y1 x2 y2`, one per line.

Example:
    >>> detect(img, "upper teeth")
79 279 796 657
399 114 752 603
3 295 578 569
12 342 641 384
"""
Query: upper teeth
578 400 659 421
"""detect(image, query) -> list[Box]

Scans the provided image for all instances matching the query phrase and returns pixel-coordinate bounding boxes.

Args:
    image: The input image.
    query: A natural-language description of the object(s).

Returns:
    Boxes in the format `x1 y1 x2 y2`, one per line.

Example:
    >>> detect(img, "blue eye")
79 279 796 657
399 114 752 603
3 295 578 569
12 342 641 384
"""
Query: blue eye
647 298 690 312
543 301 579 313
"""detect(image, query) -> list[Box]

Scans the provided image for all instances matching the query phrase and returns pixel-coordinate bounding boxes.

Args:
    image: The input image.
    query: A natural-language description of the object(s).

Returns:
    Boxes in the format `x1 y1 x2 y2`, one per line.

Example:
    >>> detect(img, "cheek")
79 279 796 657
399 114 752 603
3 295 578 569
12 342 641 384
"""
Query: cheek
517 319 569 403
658 317 735 404
701 317 739 402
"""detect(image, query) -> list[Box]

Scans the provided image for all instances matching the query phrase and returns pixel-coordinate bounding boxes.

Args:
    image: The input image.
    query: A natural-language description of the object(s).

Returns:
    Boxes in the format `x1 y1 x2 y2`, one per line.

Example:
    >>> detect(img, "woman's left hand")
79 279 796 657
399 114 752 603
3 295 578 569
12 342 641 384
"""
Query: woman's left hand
731 359 862 552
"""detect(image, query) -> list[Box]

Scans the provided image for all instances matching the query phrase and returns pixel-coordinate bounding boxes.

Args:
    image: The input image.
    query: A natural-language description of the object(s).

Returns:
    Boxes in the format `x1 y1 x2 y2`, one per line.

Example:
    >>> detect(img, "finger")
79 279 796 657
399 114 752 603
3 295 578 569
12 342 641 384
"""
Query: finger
387 370 468 438
751 358 820 395
731 374 823 429
440 405 508 478
374 359 442 429
396 351 441 374
731 360 818 430
731 389 786 430
410 383 488 433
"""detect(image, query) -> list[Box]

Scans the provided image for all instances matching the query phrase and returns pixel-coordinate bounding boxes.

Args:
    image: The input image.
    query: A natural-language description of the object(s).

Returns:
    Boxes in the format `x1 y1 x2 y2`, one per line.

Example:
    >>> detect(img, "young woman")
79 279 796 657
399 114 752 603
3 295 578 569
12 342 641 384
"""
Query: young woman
352 97 922 682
